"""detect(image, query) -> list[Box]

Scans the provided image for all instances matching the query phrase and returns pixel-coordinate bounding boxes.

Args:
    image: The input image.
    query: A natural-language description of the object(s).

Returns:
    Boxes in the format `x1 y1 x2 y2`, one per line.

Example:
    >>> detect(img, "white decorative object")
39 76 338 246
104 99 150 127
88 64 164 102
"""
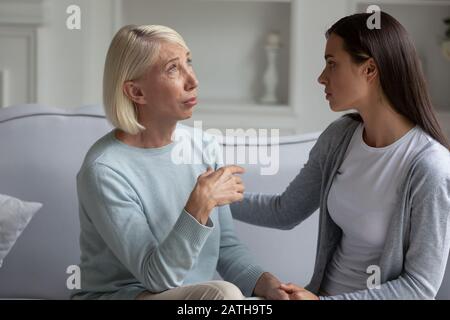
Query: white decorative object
261 31 281 104
442 40 450 61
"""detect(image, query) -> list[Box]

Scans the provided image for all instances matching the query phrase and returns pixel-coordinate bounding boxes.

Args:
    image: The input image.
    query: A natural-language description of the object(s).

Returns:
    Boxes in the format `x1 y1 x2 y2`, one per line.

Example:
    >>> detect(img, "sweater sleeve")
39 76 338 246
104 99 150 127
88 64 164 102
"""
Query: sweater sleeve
77 163 214 293
321 150 450 300
216 204 266 297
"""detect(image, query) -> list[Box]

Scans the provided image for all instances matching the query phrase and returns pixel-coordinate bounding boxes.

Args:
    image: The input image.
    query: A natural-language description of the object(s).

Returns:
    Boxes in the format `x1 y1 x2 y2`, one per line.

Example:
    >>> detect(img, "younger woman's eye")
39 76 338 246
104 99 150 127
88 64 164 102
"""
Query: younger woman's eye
327 60 335 67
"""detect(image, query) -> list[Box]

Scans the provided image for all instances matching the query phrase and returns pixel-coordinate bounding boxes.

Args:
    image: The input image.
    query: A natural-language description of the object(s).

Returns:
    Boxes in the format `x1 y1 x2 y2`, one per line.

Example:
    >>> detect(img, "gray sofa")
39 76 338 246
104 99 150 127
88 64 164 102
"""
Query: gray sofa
0 104 448 299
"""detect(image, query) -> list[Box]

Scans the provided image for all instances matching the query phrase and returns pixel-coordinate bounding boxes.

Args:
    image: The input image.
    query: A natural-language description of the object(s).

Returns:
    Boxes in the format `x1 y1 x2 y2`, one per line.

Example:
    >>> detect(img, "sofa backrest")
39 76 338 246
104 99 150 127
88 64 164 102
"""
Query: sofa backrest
0 105 320 299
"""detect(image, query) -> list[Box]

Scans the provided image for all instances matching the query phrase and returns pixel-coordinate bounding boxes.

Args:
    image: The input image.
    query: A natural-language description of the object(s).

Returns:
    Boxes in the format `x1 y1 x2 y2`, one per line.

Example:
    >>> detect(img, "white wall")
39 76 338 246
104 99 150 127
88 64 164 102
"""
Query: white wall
0 0 44 107
120 0 351 134
0 26 35 107
36 0 115 108
30 0 349 134
291 0 349 133
359 2 450 112
122 0 291 105
4 0 448 135
0 0 352 134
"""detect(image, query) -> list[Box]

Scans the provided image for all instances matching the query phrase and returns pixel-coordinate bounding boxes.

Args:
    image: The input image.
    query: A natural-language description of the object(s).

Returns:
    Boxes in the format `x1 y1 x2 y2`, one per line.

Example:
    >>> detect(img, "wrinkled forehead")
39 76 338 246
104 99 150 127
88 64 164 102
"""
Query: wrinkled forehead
155 41 191 64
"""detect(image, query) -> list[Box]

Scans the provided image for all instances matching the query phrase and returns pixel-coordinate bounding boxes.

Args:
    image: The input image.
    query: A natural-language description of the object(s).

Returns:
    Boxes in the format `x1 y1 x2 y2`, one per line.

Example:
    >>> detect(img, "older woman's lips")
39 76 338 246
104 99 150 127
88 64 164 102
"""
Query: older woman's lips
184 97 197 107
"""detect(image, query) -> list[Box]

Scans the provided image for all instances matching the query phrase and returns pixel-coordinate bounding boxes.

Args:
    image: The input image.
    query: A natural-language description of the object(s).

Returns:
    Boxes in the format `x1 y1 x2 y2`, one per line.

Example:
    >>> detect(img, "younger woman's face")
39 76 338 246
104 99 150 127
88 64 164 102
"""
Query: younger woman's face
317 33 371 112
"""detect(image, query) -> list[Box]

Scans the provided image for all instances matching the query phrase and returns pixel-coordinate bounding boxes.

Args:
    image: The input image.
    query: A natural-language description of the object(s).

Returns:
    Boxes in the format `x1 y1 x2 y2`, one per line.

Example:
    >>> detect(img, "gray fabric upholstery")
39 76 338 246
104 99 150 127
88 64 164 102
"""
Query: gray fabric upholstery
0 105 111 299
0 104 448 299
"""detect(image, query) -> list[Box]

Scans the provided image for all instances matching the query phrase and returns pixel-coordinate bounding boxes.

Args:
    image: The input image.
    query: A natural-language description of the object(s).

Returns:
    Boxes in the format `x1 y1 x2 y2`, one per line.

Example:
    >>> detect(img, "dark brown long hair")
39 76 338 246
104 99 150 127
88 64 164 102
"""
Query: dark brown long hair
327 11 450 150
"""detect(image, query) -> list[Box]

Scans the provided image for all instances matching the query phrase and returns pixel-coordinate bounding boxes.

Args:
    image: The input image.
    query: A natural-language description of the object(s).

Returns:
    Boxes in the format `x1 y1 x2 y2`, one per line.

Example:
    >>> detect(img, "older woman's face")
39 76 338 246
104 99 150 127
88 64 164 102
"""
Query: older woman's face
136 41 199 121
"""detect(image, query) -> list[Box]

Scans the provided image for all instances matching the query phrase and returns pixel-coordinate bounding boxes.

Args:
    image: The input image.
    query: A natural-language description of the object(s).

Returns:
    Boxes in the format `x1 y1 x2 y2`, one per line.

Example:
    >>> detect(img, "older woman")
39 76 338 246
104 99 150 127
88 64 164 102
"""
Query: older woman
72 25 286 300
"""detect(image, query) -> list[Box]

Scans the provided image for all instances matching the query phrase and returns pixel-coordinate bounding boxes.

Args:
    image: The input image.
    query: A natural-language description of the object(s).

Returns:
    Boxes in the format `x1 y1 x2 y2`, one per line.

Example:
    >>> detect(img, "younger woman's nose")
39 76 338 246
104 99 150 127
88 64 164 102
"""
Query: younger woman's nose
318 70 327 85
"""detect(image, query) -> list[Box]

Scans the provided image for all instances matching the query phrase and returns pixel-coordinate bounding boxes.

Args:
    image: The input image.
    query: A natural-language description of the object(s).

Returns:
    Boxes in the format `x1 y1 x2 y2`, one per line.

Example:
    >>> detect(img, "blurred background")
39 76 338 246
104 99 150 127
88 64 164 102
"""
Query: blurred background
0 0 449 136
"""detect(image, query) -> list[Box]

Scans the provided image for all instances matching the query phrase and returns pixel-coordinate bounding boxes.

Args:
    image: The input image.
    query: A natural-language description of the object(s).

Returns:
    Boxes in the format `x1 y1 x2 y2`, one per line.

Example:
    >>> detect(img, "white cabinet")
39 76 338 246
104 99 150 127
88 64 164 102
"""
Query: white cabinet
0 0 44 108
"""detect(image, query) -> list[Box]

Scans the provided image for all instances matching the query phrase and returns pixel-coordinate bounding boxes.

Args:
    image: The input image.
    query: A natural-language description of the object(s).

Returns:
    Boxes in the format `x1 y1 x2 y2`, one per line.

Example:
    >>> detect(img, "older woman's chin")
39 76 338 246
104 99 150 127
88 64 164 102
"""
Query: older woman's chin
180 110 194 120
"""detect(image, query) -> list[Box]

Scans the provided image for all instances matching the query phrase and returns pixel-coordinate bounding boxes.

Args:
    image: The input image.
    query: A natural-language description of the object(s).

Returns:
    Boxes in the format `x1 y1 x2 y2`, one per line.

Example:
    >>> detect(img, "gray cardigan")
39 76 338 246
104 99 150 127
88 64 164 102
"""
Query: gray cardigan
231 115 450 299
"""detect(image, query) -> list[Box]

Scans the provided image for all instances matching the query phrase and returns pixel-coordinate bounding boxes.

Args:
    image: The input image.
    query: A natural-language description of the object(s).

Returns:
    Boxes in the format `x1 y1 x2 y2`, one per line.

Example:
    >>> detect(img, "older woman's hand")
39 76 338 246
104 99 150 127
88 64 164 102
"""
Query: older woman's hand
185 165 245 225
253 272 290 300
279 283 320 300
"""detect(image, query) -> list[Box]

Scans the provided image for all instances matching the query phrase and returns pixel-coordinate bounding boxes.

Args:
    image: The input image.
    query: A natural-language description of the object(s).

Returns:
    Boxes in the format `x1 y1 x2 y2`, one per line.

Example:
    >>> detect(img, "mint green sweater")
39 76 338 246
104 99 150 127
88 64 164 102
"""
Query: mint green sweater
72 124 265 300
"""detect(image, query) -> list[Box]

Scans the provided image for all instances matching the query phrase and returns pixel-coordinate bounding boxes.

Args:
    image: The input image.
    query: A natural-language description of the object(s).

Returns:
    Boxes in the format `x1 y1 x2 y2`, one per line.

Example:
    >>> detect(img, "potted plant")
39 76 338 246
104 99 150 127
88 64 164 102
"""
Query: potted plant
442 17 450 61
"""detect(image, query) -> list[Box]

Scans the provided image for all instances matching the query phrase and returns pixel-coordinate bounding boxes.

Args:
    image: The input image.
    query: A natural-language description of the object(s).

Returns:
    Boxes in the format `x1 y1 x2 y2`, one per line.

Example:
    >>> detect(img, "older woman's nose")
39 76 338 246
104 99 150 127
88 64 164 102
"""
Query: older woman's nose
185 72 199 91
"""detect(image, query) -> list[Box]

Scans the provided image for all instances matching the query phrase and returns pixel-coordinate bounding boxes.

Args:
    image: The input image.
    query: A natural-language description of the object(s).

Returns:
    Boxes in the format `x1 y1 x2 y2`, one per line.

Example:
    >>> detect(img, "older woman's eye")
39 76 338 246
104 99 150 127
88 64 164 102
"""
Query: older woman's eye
187 58 193 66
168 64 178 72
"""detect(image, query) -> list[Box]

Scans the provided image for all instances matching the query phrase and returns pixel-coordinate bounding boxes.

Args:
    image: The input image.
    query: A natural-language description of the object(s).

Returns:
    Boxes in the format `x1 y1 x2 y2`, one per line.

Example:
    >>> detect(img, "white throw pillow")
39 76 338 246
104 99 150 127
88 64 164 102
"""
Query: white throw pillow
0 194 42 267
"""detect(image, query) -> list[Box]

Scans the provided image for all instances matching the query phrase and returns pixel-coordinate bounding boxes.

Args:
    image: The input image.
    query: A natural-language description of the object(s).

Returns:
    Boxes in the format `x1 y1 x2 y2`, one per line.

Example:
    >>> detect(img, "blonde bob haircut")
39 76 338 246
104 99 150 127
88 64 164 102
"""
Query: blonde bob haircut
103 24 189 135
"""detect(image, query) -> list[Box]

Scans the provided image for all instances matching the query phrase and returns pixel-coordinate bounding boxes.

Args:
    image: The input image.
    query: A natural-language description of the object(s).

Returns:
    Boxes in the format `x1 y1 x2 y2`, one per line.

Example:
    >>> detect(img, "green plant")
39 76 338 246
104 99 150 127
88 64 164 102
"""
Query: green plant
445 17 450 39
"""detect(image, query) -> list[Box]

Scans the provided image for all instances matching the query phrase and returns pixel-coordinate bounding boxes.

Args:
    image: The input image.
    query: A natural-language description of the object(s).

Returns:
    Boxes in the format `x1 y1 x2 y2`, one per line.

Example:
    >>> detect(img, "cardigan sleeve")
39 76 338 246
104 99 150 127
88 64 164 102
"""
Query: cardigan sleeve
229 116 349 230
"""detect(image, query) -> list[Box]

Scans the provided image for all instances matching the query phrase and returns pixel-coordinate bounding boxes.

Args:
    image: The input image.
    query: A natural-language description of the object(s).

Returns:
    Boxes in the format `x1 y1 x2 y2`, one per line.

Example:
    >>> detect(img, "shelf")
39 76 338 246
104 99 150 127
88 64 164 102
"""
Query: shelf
183 99 298 135
352 0 450 6
205 0 291 3
195 99 293 116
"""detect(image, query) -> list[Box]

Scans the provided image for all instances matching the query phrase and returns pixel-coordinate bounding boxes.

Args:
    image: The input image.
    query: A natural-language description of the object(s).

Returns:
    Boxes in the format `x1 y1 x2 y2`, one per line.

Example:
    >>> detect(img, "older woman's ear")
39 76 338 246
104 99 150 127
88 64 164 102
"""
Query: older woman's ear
123 80 146 105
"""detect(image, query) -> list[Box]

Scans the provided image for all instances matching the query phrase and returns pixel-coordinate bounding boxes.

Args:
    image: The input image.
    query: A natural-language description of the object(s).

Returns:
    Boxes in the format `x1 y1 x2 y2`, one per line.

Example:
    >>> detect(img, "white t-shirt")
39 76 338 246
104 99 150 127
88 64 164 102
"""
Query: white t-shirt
320 122 432 296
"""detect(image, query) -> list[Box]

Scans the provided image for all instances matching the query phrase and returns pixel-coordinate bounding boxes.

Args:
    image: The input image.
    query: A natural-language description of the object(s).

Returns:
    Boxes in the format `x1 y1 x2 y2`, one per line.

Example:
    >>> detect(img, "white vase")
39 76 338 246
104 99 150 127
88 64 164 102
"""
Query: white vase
442 40 450 61
261 46 279 104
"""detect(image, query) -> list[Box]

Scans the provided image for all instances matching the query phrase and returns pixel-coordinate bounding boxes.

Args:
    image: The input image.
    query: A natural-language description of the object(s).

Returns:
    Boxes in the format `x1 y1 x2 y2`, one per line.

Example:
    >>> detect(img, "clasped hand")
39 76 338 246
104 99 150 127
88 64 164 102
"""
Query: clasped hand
254 273 319 300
